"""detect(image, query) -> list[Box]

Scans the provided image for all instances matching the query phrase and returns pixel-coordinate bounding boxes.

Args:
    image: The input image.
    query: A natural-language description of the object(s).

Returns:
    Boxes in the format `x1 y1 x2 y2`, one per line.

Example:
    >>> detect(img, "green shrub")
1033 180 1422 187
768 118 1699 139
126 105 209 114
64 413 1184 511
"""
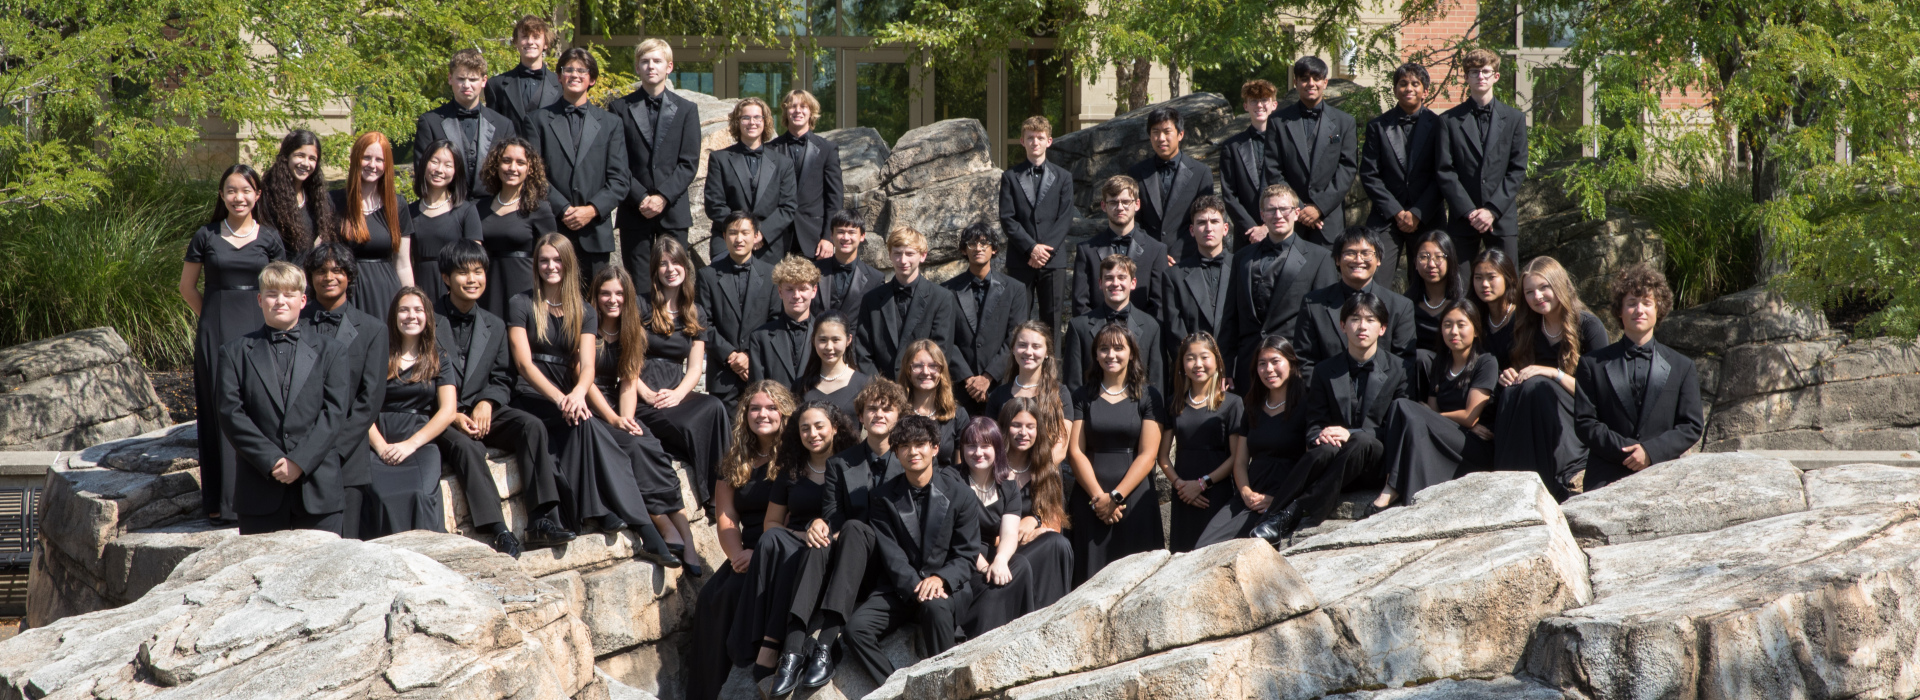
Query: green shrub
0 168 211 370
1620 175 1759 310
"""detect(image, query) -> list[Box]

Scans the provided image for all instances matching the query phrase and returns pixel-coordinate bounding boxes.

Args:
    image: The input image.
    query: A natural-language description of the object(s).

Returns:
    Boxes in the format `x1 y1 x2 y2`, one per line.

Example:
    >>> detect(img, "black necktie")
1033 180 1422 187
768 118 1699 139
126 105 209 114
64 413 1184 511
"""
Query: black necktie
1025 166 1043 204
971 277 990 316
1350 359 1374 426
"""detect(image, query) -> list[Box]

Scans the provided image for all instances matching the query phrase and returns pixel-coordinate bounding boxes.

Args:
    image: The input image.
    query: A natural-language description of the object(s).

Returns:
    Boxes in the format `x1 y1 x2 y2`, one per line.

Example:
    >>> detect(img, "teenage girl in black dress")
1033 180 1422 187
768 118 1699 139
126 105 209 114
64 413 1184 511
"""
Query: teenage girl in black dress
997 396 1073 609
629 237 732 507
409 140 482 304
1374 300 1498 509
899 339 969 466
333 132 414 319
957 416 1033 636
688 381 793 700
257 129 334 257
363 287 458 537
1066 323 1165 583
476 137 557 319
1195 335 1313 547
1408 231 1465 355
1158 333 1246 553
745 401 857 680
800 312 868 418
1493 257 1609 501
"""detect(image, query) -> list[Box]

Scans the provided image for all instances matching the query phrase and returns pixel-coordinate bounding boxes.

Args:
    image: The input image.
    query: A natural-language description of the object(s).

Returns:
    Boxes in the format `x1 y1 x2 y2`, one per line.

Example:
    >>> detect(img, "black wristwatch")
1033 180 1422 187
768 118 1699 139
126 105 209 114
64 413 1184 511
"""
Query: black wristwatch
1198 474 1213 488
1109 489 1125 503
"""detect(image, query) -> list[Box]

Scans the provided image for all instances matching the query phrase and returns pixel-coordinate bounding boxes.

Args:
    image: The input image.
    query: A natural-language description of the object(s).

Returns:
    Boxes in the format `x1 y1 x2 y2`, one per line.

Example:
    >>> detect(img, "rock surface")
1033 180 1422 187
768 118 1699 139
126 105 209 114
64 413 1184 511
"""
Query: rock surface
1560 452 1807 546
1514 171 1664 321
0 327 168 450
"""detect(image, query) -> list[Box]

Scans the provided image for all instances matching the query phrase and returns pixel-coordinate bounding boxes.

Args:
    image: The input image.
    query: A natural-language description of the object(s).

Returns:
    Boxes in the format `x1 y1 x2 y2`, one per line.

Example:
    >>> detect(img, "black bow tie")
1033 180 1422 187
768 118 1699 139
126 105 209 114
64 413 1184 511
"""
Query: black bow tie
525 68 547 79
1626 343 1655 361
892 281 915 300
643 93 664 110
1158 158 1179 173
820 259 851 274
1396 112 1419 126
970 276 991 291
448 309 475 326
1351 358 1375 375
741 145 764 157
450 105 481 120
560 103 587 117
1301 105 1323 120
311 309 344 326
783 315 810 331
1472 102 1493 117
1196 256 1225 268
270 328 301 344
1103 307 1131 322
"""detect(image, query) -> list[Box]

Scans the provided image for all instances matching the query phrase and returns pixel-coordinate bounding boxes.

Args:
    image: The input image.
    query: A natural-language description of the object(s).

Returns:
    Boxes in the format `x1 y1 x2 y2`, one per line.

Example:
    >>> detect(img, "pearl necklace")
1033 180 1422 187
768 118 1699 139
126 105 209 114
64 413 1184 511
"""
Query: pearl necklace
1186 391 1211 407
1013 376 1040 390
220 220 255 239
819 366 853 382
1010 463 1030 475
545 299 564 307
1263 397 1288 411
807 462 827 475
1420 295 1446 311
494 194 522 208
420 195 451 211
1100 384 1126 397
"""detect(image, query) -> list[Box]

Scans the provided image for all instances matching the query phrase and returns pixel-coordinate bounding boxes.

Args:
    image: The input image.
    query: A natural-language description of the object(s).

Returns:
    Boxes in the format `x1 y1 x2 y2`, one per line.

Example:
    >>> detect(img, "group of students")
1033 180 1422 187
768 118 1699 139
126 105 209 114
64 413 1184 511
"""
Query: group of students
176 17 1709 695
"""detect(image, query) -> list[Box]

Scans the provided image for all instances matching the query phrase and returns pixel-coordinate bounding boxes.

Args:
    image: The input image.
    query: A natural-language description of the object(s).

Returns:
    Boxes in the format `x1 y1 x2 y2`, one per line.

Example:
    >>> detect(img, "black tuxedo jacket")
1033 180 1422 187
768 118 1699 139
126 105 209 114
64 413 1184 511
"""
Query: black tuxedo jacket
746 314 814 390
942 270 1030 381
216 328 353 516
1071 228 1169 317
820 442 902 530
1435 98 1528 241
529 102 632 254
484 66 562 141
1160 251 1234 350
1359 107 1444 231
697 256 781 388
1302 349 1409 441
1574 339 1705 489
299 304 387 488
1217 127 1269 238
611 88 702 233
813 257 886 322
1126 152 1216 259
413 103 517 196
998 160 1075 272
1221 235 1339 358
434 298 515 413
1263 102 1359 248
768 130 844 256
704 144 799 261
856 276 960 378
1293 281 1418 377
868 468 985 594
1062 306 1164 391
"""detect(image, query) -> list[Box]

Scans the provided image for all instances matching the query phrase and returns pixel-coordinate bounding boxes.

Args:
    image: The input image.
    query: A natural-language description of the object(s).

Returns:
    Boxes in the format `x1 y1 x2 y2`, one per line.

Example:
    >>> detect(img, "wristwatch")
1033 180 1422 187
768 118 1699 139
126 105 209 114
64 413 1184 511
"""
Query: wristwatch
1199 474 1213 487
1109 489 1125 503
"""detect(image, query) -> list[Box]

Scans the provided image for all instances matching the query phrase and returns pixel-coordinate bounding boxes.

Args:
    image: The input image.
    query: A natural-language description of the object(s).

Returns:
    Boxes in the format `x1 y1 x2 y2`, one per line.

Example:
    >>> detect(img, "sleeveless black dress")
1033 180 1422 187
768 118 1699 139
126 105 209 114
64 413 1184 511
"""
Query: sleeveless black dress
359 352 456 538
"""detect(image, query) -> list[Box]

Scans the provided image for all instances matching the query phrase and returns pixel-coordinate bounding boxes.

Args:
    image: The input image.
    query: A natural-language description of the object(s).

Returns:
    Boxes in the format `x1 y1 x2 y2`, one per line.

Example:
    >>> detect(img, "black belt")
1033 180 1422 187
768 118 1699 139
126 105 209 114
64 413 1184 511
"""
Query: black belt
214 285 258 291
501 250 533 258
532 353 568 365
386 407 434 416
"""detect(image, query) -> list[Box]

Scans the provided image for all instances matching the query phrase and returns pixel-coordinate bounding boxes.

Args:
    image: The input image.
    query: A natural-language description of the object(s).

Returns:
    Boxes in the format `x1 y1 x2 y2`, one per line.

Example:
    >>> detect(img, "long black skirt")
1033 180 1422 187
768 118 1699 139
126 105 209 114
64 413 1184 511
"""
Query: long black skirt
1014 529 1074 610
632 388 729 507
511 396 653 530
688 565 753 700
739 528 811 660
1491 375 1583 501
349 413 447 539
1381 398 1494 502
194 287 262 520
1069 450 1164 585
1194 453 1304 548
606 424 686 515
349 258 402 321
962 550 1036 637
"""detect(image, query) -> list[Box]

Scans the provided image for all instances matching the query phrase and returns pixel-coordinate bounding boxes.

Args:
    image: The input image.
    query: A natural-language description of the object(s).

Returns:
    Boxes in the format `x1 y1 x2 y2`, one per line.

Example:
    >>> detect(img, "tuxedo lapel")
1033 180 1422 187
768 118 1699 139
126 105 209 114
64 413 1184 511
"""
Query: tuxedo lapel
1406 113 1435 173
1459 109 1486 161
442 115 467 160
1238 137 1263 188
467 317 494 393
655 96 679 153
1271 244 1308 321
1604 352 1635 424
1182 267 1211 330
889 483 923 554
724 153 754 209
334 313 360 345
247 338 286 413
1309 109 1329 166
956 281 981 332
1328 363 1354 421
803 138 819 174
1637 349 1672 435
1036 165 1059 212
1210 262 1231 331
288 339 319 410
751 151 777 213
1142 167 1167 222
1286 113 1313 172
549 111 581 166
577 111 602 165
922 479 952 565
628 99 655 151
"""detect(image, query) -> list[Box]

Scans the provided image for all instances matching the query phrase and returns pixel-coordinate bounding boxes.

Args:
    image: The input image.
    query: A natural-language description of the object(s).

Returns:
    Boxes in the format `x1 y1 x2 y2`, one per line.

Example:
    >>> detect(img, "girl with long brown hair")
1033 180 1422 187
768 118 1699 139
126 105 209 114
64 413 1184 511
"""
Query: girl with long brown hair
986 321 1074 465
1158 333 1247 552
256 129 334 256
625 236 732 507
1493 257 1609 500
898 339 970 465
998 396 1073 609
331 132 414 319
362 287 458 538
475 137 556 318
1195 335 1314 548
1065 323 1163 583
689 381 794 700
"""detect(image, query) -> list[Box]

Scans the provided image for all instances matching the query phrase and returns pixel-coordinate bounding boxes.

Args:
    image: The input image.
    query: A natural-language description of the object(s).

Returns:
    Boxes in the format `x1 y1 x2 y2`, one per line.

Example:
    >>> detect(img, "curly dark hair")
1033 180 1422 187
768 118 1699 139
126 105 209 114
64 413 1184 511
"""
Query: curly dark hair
777 401 858 481
1610 263 1674 322
259 129 336 255
480 137 548 218
891 414 941 452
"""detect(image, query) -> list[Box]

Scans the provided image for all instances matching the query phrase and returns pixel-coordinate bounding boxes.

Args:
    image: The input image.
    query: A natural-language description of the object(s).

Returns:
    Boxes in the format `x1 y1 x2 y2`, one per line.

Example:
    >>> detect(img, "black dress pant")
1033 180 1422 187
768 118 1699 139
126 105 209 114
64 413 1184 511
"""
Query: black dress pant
1492 375 1582 501
1447 228 1519 277
1012 264 1070 336
1293 432 1386 522
434 405 563 529
845 587 968 685
743 528 812 655
688 565 751 700
1380 398 1494 502
237 490 344 535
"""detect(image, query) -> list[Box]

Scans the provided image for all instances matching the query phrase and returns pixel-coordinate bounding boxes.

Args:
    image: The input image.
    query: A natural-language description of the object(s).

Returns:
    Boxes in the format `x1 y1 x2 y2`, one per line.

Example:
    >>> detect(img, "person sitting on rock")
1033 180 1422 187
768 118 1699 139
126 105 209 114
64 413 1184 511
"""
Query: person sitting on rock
297 243 388 540
855 226 959 380
1293 229 1417 379
747 255 821 390
698 212 781 409
1574 264 1703 491
1489 256 1608 501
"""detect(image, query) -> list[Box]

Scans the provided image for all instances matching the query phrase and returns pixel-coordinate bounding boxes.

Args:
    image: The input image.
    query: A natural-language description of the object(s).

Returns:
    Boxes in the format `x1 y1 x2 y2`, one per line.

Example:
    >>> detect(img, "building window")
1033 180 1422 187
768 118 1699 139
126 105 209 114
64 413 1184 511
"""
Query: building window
1004 47 1071 164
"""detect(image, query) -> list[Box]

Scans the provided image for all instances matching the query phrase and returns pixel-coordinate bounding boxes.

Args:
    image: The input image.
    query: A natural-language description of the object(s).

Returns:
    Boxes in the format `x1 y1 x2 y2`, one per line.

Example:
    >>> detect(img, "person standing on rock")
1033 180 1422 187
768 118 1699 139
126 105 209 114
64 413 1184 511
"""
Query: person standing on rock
999 116 1075 332
612 38 701 295
854 227 959 379
1159 198 1235 376
811 209 886 326
529 48 630 277
215 261 353 535
770 89 844 260
1218 80 1279 244
1071 175 1169 318
1221 184 1339 396
1126 106 1216 261
1066 322 1167 583
704 97 798 263
1293 230 1417 378
414 49 515 199
183 164 287 525
298 244 389 540
699 213 782 409
1359 62 1445 288
1159 333 1246 552
485 15 562 147
1263 55 1358 250
1435 48 1528 268
1574 264 1703 491
1489 256 1607 501
941 223 1029 415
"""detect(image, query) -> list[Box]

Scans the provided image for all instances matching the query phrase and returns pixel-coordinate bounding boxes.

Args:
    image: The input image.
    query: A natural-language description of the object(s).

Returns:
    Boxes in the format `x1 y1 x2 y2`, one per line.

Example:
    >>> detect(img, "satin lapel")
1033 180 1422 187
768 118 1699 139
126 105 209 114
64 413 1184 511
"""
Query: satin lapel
1406 113 1435 173
1309 110 1329 168
1172 158 1200 214
751 151 777 213
985 277 1008 331
550 111 581 166
468 317 494 392
1604 354 1634 426
1362 362 1393 423
1182 267 1211 330
288 339 319 410
1238 137 1262 188
890 482 923 554
1286 113 1313 172
1128 236 1145 261
628 99 655 152
655 96 678 153
923 479 952 565
776 324 805 380
745 266 772 324
1459 110 1486 161
1383 120 1409 174
803 138 819 175
335 313 359 345
1210 261 1231 332
724 153 754 209
1485 105 1507 166
478 118 496 173
577 111 602 166
957 282 981 333
1142 167 1167 222
1036 165 1058 212
1328 362 1354 420
442 115 468 161
539 76 561 112
248 338 286 413
503 77 528 121
1271 246 1307 323
1636 349 1671 434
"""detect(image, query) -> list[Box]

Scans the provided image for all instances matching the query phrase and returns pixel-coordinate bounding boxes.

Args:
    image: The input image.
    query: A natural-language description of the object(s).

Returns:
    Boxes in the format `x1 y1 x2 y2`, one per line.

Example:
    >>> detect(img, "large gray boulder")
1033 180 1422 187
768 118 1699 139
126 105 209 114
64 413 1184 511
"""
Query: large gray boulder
1699 336 1920 451
1514 172 1663 322
1048 93 1235 215
0 327 168 451
852 119 1002 279
1560 452 1808 546
1657 285 1830 357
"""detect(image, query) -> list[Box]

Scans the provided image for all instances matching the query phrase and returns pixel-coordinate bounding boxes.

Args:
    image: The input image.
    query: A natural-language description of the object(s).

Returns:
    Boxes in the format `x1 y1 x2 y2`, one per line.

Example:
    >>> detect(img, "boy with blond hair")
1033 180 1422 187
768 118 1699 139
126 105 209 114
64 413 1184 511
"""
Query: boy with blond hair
999 115 1074 327
770 89 845 260
856 227 958 378
613 38 704 293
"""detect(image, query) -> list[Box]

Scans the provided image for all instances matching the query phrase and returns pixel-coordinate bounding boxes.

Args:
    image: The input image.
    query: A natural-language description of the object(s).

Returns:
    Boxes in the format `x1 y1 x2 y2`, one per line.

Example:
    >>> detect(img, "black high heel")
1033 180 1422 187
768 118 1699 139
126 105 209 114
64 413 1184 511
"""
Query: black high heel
629 520 683 568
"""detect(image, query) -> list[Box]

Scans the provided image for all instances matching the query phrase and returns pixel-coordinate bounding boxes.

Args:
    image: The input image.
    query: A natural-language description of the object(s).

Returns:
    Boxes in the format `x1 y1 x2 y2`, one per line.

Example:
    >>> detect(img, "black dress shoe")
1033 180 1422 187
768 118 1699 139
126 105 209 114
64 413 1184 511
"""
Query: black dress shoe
599 516 627 534
769 651 806 696
523 518 577 548
668 542 687 557
800 639 837 689
750 664 776 683
492 531 524 559
636 547 684 568
1250 502 1304 547
1361 501 1392 519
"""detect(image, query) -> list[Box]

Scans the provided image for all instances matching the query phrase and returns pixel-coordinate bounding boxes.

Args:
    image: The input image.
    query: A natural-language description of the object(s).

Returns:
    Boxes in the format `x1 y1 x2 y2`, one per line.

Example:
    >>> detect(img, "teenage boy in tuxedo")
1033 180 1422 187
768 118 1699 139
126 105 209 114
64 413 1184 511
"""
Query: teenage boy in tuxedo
747 255 820 390
856 227 959 379
812 209 885 324
531 48 631 275
1224 184 1340 393
1072 175 1169 317
1436 48 1528 266
1294 229 1417 377
216 261 353 535
298 244 387 540
485 15 562 140
1574 264 1704 491
1253 292 1407 544
1064 256 1165 391
998 116 1074 330
704 98 798 263
612 39 702 294
1160 196 1235 356
416 49 516 196
698 212 782 407
1264 55 1358 249
1359 62 1444 287
1219 80 1280 243
431 241 575 555
770 89 845 260
1127 106 1216 259
941 223 1029 411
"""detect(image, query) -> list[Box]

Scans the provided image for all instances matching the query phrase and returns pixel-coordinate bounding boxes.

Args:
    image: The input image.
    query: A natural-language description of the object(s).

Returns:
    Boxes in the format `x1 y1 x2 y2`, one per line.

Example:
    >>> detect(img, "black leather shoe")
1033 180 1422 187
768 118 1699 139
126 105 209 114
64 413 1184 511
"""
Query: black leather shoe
800 640 836 689
523 518 577 548
1251 502 1304 547
668 542 687 557
599 516 627 534
769 651 806 696
635 546 684 568
492 531 524 559
1361 501 1391 519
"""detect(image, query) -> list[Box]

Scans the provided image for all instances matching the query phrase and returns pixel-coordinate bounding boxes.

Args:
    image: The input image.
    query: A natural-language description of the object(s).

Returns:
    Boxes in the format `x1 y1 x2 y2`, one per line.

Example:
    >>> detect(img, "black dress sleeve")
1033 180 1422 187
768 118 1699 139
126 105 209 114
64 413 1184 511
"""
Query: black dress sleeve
1578 312 1610 357
1223 393 1247 436
1470 353 1499 394
507 292 533 330
436 350 460 387
265 227 287 261
1139 385 1166 424
460 203 483 242
999 479 1026 520
183 225 213 263
530 200 559 233
1071 385 1093 421
769 471 793 506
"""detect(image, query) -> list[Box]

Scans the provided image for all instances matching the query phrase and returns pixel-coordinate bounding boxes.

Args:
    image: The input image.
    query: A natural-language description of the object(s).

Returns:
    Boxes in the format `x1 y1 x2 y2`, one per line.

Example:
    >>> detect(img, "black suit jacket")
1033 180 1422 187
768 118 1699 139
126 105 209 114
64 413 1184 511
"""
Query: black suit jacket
1264 103 1359 248
856 276 960 378
1127 152 1216 259
768 131 844 257
216 328 353 516
704 144 799 261
434 298 514 413
1435 98 1528 241
299 304 387 488
868 468 985 594
612 88 703 233
1359 107 1444 231
1293 281 1418 377
1302 349 1409 441
746 314 814 391
998 160 1075 272
942 270 1030 381
813 257 886 322
1575 339 1704 490
1217 127 1269 238
413 103 517 196
697 256 781 395
1062 306 1164 391
1071 228 1169 317
529 102 632 254
484 65 562 141
820 442 902 530
1221 235 1339 364
1159 251 1234 350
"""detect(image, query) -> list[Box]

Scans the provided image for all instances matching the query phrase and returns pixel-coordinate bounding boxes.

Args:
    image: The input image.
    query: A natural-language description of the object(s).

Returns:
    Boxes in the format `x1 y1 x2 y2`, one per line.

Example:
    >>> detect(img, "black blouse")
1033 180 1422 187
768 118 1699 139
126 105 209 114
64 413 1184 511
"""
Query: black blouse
408 200 482 262
381 352 459 413
1425 352 1499 413
984 382 1080 424
805 370 870 420
1511 311 1609 372
1243 399 1310 463
1072 385 1166 454
507 292 598 394
771 468 829 528
730 464 777 546
1168 392 1246 480
477 198 557 257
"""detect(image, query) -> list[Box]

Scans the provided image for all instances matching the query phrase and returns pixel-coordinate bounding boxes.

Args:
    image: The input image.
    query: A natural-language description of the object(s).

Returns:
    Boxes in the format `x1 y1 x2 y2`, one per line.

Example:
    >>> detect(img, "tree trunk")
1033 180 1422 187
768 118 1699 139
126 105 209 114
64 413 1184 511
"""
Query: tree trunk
1129 57 1152 112
1168 60 1183 97
1749 133 1788 281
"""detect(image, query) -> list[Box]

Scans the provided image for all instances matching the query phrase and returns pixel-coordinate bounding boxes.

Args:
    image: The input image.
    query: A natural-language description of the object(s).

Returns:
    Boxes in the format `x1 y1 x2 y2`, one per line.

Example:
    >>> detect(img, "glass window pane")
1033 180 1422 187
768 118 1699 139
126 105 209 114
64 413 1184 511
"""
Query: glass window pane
1005 48 1071 141
855 61 910 144
844 0 910 36
934 63 987 125
739 61 796 104
813 0 842 36
672 61 716 96
1477 0 1518 49
1524 6 1579 48
1531 66 1583 159
810 52 839 131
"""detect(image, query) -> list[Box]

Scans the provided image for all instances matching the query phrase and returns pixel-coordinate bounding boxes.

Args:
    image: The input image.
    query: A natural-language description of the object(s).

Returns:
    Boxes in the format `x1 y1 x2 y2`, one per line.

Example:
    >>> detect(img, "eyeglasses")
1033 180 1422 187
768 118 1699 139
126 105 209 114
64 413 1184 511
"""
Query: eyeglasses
1105 198 1138 206
1467 68 1498 78
559 67 592 76
1340 249 1379 260
1261 205 1299 215
1415 253 1449 264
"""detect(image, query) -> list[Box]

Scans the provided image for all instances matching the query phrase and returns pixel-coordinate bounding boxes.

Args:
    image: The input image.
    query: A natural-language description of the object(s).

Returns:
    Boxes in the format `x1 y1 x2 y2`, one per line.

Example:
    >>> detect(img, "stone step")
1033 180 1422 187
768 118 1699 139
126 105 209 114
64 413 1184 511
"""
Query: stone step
1739 449 1920 470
